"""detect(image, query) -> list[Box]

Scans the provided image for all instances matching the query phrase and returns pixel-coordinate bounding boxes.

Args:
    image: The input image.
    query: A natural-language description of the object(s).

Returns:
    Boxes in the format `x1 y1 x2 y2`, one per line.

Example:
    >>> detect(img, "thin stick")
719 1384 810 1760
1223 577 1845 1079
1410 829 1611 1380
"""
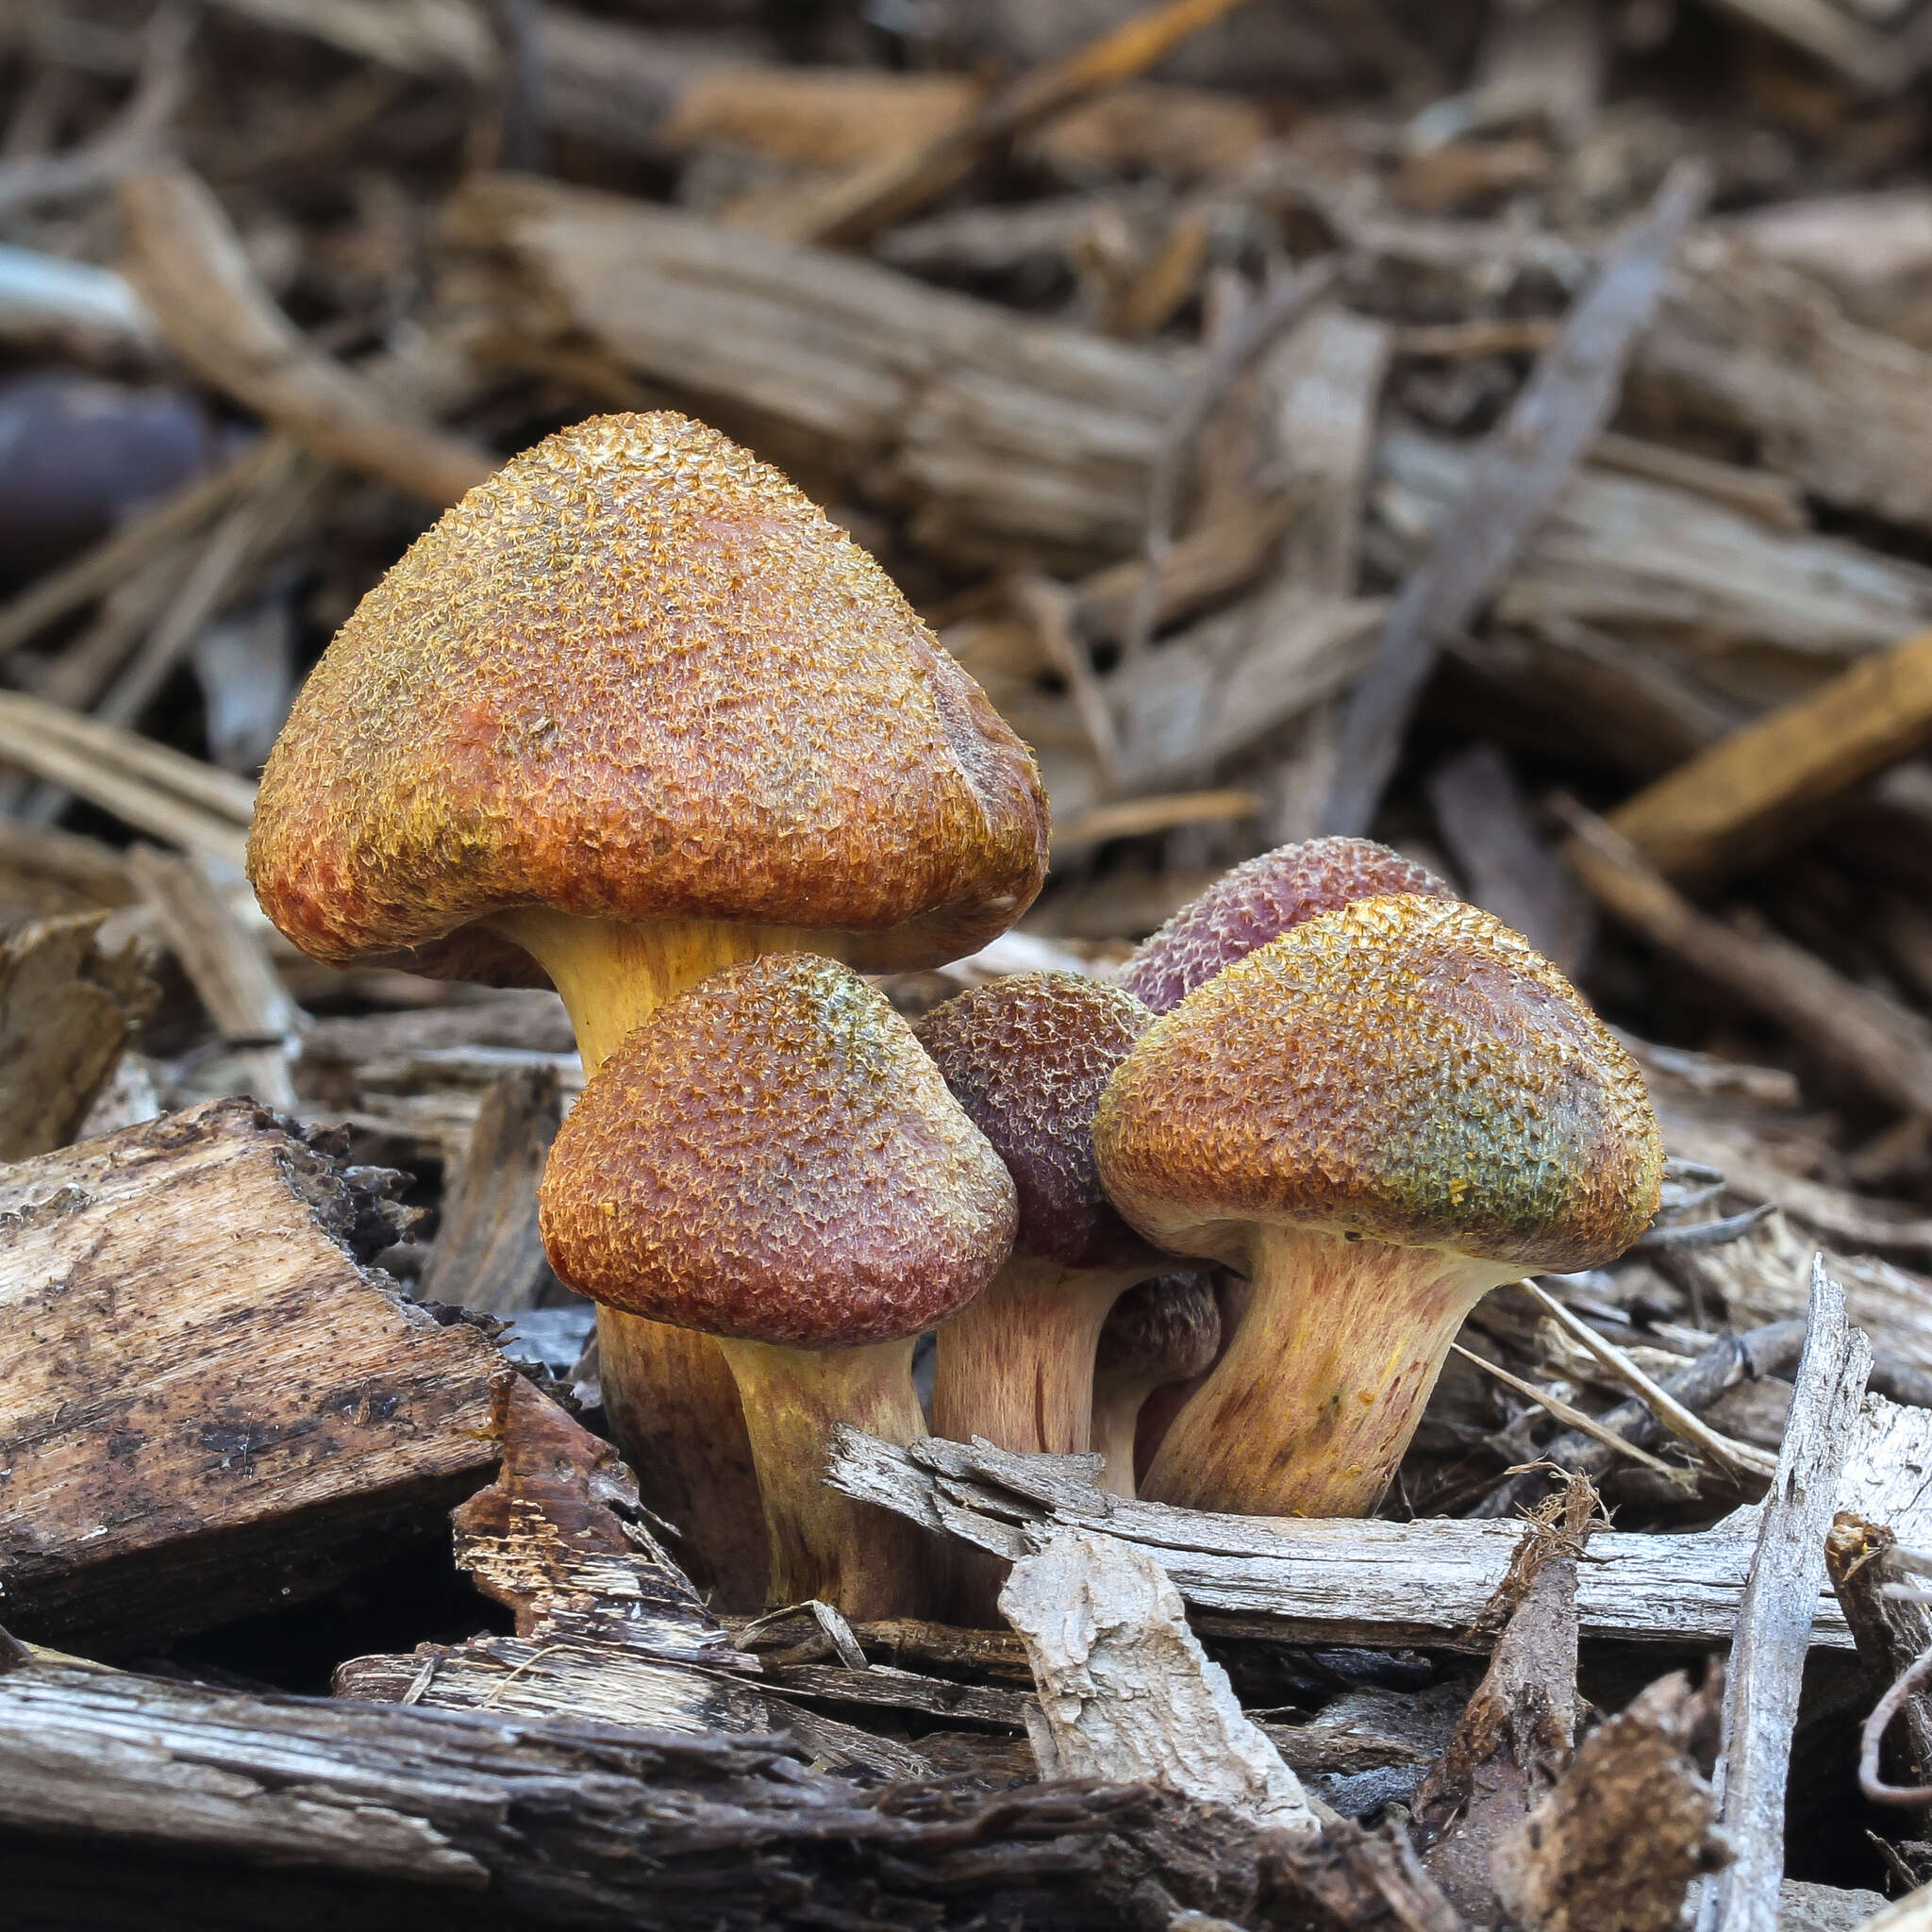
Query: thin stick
1519 1279 1779 1482
1865 1646 1932 1810
1323 158 1710 836
0 697 257 825
1558 794 1932 1122
1051 790 1259 856
0 7 193 220
100 445 316 726
119 163 493 506
1449 1344 1696 1488
1010 573 1124 791
0 440 283 663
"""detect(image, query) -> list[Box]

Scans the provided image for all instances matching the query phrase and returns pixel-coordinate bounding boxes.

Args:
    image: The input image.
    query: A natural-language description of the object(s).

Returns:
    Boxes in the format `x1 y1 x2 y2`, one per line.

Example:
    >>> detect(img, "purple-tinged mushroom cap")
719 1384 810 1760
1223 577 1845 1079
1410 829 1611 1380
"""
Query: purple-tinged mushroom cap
915 971 1157 1272
1121 836 1457 1014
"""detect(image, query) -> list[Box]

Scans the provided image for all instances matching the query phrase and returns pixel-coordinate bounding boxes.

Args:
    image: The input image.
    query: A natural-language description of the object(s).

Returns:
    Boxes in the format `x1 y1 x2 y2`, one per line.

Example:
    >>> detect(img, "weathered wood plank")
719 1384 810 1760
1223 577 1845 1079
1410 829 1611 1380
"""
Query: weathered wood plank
827 1393 1932 1654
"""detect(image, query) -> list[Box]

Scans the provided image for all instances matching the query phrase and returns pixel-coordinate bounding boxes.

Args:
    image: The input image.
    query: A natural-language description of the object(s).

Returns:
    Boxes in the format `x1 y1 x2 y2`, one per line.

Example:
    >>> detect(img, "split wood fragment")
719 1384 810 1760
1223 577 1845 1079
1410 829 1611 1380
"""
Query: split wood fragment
126 844 300 1111
1696 1257 1872 1932
417 1063 565 1313
1000 1526 1320 1834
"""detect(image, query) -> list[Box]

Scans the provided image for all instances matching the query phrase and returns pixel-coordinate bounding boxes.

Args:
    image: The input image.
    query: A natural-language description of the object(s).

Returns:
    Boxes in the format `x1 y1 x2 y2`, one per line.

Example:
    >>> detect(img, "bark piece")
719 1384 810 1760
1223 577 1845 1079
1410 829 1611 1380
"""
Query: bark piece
1696 1257 1872 1932
1001 1526 1320 1834
1412 1488 1594 1925
1641 237 1932 530
416 1064 566 1313
336 1374 922 1780
0 1099 500 1653
451 1374 737 1663
1324 158 1711 836
827 1401 1932 1652
1490 1669 1728 1932
441 171 1187 568
0 910 156 1161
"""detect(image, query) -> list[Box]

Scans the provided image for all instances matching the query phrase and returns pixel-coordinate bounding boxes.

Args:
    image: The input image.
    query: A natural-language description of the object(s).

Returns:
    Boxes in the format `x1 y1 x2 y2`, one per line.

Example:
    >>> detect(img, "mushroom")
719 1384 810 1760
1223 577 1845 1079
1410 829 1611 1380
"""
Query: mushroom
540 953 1016 1618
1095 895 1662 1519
1090 1273 1221 1497
1121 836 1455 1014
247 412 1047 1602
913 972 1166 1460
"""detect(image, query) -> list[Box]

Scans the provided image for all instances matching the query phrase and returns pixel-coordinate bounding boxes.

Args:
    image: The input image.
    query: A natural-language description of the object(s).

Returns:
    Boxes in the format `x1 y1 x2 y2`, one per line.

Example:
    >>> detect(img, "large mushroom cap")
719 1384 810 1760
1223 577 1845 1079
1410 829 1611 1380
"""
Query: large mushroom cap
1121 836 1456 1014
539 953 1016 1348
1096 895 1662 1274
915 971 1155 1271
249 412 1049 984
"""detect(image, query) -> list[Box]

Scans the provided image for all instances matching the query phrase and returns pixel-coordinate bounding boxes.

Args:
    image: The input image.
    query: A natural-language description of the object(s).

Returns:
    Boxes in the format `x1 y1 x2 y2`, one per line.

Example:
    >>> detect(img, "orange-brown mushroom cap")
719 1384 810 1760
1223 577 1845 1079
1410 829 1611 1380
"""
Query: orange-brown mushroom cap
1095 895 1663 1274
248 412 1049 984
539 953 1017 1348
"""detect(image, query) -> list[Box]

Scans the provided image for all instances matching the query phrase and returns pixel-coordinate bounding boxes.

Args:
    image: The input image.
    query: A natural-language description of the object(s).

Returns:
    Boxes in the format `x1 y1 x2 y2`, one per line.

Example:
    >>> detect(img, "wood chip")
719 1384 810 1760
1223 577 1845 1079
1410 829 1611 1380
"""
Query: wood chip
1000 1525 1321 1833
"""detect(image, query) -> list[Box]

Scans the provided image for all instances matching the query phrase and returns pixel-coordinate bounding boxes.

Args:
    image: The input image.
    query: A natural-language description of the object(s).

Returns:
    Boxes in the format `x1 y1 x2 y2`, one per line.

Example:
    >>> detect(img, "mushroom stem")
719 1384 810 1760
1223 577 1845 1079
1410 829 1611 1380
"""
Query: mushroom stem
497 906 837 1612
715 1336 935 1618
495 908 835 1070
595 1308 770 1607
1090 1369 1166 1497
1142 1229 1518 1517
931 1256 1151 1457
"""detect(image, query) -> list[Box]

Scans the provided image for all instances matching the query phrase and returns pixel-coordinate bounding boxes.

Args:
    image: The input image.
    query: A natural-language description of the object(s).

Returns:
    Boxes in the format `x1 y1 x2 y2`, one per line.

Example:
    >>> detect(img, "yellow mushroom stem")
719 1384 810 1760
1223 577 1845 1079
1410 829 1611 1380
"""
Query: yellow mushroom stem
931 1256 1155 1458
1090 1367 1167 1499
1142 1227 1520 1518
716 1336 935 1619
495 904 848 1611
495 907 839 1070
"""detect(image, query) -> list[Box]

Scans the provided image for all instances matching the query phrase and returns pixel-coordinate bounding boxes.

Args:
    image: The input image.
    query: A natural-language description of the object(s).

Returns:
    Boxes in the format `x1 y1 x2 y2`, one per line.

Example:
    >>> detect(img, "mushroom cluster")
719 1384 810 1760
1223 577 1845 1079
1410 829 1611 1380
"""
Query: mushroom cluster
251 413 1662 1624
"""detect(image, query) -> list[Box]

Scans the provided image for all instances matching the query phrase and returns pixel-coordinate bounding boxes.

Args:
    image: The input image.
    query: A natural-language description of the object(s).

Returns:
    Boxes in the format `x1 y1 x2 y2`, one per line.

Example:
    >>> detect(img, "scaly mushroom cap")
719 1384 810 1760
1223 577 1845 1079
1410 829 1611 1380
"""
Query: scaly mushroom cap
1094 1273 1222 1381
915 972 1156 1271
1096 895 1662 1272
1121 836 1456 1013
540 954 1016 1347
249 412 1049 984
